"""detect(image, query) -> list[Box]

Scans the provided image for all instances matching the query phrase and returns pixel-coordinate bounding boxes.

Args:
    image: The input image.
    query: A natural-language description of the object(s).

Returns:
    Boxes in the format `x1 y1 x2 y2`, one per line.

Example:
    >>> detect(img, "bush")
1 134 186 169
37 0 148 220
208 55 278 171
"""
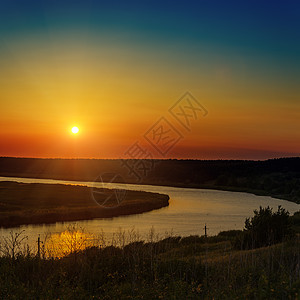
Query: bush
218 230 242 238
235 206 293 249
290 211 300 225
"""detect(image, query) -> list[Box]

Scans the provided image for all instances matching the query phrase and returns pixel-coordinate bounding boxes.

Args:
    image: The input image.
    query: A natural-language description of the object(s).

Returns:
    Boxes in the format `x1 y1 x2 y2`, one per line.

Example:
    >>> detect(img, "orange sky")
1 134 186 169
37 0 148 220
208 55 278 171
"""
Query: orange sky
0 1 299 159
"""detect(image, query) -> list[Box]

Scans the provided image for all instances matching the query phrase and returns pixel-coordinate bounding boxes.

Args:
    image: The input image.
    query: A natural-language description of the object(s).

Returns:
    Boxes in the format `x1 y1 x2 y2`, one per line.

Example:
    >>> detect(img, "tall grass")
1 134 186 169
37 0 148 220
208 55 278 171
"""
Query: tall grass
0 226 299 299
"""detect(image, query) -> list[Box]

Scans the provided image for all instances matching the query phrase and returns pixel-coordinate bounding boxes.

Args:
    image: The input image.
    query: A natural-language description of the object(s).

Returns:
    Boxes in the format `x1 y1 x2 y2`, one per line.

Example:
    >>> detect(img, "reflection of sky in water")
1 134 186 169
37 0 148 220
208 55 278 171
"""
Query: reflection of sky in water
0 176 299 254
44 226 98 258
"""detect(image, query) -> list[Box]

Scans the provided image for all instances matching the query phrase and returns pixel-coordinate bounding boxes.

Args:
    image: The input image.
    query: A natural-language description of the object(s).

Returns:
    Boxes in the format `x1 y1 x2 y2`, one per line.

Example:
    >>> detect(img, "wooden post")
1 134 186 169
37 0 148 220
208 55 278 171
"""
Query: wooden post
204 224 207 238
37 235 40 258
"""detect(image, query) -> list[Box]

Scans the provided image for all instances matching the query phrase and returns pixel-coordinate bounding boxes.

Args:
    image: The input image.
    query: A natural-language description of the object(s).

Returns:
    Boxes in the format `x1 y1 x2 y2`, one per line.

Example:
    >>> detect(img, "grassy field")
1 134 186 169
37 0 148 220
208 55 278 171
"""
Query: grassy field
0 181 169 228
0 228 299 299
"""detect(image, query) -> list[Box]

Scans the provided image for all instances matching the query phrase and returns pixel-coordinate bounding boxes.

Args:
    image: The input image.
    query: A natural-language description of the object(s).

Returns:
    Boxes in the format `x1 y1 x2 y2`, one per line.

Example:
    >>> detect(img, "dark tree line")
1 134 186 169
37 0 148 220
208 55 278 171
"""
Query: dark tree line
1 157 300 203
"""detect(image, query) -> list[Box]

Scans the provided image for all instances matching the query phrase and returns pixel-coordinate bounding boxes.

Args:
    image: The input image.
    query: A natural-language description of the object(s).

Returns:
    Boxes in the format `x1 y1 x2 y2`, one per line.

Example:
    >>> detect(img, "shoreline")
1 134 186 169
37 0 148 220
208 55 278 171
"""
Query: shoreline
1 174 299 205
0 181 169 228
1 157 299 205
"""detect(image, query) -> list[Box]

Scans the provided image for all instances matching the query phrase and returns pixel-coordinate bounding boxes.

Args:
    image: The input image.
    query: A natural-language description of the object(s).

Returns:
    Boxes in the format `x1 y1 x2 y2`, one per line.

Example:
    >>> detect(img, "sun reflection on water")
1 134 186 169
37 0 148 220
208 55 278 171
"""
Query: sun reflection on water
44 225 98 258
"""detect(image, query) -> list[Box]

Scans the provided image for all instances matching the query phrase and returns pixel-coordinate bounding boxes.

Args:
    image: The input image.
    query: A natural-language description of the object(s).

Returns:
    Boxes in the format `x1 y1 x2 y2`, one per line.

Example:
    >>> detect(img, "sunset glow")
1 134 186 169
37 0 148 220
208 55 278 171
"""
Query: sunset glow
0 1 299 159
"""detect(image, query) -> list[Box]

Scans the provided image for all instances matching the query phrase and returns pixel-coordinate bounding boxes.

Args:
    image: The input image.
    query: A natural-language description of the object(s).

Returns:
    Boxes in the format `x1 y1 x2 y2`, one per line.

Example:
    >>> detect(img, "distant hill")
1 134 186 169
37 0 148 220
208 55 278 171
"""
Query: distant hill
0 157 300 203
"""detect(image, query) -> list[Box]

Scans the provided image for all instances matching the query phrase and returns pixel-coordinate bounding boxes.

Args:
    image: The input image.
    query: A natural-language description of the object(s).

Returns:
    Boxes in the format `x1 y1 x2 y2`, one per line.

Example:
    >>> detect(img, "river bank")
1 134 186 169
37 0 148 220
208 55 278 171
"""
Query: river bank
0 181 169 228
1 157 300 205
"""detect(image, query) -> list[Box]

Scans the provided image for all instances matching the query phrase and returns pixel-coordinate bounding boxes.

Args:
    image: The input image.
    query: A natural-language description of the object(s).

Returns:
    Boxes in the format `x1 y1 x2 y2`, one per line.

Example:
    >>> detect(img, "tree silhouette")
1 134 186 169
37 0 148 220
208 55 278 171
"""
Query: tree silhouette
236 206 293 249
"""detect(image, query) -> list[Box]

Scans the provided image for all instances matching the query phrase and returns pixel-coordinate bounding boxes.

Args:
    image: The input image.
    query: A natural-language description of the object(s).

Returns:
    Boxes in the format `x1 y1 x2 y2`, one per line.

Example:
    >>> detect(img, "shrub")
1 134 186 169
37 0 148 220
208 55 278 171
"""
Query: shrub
235 206 293 249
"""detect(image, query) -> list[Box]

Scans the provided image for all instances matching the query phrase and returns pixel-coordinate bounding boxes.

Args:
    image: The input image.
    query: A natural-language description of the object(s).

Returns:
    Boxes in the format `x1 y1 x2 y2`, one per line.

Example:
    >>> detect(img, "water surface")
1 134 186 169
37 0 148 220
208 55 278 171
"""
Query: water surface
0 176 299 250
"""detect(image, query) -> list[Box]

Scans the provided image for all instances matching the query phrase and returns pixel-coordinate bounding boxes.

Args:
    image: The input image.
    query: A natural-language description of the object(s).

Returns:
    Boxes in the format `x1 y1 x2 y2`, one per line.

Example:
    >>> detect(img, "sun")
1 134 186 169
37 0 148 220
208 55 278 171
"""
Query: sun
71 126 79 134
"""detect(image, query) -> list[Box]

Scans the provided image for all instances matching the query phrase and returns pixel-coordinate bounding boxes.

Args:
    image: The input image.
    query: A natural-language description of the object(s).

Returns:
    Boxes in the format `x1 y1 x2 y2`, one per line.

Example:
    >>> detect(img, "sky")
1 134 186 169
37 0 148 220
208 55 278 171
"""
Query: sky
0 0 299 159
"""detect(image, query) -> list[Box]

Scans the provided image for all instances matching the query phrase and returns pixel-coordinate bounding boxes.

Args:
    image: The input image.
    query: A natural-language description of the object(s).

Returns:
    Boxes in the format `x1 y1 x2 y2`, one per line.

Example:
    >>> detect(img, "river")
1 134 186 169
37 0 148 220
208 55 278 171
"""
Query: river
0 176 299 252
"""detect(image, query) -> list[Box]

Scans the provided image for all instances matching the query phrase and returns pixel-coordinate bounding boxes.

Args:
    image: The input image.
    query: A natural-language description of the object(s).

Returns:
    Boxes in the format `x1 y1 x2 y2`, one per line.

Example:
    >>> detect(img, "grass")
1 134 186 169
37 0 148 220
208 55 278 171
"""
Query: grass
0 227 300 299
0 181 169 228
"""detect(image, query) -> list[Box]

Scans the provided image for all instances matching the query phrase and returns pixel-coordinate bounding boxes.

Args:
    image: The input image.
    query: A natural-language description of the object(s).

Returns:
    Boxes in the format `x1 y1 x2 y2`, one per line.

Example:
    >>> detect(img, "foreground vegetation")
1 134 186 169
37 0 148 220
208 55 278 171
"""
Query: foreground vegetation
0 181 169 228
0 209 300 299
0 232 299 299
